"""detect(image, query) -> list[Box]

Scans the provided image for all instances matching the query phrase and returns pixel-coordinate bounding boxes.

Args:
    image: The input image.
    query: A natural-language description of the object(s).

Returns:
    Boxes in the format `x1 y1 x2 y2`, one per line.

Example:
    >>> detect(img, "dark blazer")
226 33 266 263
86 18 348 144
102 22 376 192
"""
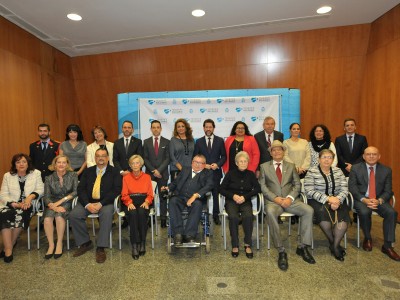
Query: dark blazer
349 162 393 203
335 133 368 176
113 136 143 172
29 139 60 182
193 135 226 179
77 165 122 207
143 136 170 180
254 130 284 166
168 166 214 199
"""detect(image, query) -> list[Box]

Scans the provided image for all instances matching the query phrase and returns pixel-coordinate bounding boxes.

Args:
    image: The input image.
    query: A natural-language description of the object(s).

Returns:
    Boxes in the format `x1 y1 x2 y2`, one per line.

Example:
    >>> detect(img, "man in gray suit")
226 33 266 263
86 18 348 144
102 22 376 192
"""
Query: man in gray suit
143 120 170 228
259 140 315 271
349 146 399 261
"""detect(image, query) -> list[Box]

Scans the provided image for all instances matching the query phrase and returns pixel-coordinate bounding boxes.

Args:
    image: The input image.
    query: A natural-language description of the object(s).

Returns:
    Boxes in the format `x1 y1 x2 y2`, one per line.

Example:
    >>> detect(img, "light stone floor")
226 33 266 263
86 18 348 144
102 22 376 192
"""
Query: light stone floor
1 216 399 300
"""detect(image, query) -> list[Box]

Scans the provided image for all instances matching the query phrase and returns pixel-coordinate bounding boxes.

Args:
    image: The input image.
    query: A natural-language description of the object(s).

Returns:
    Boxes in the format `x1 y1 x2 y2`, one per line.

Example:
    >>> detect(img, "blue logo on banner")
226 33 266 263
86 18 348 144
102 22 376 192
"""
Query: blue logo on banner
149 118 155 123
217 99 224 104
217 117 224 122
236 108 242 112
182 99 189 104
251 98 257 102
164 109 171 114
251 116 258 122
225 108 229 112
189 109 193 113
148 100 155 105
200 108 207 113
242 117 246 122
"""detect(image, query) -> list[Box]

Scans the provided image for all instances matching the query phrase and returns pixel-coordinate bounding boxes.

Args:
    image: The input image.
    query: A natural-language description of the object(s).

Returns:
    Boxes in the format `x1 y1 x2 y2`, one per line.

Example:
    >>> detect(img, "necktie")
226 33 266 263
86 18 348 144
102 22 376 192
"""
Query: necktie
42 142 47 153
276 163 282 184
369 167 376 199
267 134 272 148
348 136 353 153
125 138 129 154
92 169 103 199
207 137 212 153
154 137 159 156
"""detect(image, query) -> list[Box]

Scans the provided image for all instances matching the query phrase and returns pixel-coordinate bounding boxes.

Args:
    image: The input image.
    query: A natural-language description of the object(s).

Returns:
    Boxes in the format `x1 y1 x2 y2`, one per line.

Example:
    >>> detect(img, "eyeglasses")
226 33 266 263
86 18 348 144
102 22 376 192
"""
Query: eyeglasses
320 156 333 159
95 155 108 158
193 161 205 165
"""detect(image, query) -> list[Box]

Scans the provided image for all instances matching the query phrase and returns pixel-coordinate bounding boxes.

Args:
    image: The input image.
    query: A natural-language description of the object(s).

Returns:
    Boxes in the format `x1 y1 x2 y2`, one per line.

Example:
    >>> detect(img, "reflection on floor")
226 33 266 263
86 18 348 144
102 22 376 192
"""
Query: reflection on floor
0 216 399 299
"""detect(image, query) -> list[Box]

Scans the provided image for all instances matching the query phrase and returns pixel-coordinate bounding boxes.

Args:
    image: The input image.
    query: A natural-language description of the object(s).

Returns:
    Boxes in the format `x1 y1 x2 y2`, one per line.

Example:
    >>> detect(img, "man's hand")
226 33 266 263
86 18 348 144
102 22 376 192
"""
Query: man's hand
280 198 292 208
345 163 352 172
153 169 162 178
187 195 197 207
364 198 379 210
87 203 101 214
210 163 219 170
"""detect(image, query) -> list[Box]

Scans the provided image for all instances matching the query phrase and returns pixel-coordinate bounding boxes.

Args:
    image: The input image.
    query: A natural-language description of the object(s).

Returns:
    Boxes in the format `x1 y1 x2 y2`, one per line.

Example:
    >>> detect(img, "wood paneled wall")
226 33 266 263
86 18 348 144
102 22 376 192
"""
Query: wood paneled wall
360 5 400 215
0 17 78 176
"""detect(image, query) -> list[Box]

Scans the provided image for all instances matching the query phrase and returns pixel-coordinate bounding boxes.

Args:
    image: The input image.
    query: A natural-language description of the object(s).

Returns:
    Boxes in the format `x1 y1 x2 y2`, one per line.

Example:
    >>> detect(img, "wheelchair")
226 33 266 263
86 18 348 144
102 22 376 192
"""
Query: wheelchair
163 190 211 254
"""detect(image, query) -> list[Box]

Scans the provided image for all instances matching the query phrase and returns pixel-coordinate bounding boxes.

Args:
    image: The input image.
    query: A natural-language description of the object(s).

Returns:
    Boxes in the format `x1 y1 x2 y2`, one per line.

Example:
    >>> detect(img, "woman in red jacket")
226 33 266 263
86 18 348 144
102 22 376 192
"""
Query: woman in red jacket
222 121 260 174
121 155 154 260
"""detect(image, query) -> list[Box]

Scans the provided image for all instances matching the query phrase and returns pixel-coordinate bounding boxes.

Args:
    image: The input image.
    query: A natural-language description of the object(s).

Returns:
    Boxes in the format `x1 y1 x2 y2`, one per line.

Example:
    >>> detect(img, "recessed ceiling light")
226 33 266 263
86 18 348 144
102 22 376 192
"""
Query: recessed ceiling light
317 6 332 14
192 9 205 17
67 13 82 21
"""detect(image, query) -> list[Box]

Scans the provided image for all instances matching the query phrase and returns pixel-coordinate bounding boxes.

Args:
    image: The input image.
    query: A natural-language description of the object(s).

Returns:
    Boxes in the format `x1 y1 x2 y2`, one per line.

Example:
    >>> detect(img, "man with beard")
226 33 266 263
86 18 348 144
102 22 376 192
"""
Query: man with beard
29 123 60 182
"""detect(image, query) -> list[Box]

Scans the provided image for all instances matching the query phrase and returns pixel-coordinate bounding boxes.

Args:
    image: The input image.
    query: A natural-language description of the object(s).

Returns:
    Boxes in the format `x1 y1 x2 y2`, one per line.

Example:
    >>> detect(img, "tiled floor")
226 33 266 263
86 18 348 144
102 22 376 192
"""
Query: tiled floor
1 216 399 299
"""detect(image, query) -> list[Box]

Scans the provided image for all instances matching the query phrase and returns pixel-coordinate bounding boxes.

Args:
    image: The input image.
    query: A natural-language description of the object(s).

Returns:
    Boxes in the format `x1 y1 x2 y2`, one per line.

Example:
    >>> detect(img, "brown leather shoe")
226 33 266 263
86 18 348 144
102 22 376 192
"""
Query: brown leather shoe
362 239 372 251
381 246 400 261
73 241 94 257
96 248 106 263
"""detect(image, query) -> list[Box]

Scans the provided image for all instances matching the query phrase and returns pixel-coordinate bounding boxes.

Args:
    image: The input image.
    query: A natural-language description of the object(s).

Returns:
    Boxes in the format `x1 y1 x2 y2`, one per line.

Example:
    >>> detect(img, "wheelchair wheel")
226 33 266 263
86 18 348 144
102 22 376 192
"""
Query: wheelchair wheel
167 236 172 254
205 236 210 253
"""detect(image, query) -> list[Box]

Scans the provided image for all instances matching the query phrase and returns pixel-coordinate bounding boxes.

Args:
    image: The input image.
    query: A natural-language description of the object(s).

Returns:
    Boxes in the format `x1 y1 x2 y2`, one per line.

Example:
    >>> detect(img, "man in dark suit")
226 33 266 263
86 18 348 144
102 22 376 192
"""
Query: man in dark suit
164 154 214 245
349 146 399 261
29 123 60 182
259 140 315 271
113 120 143 176
70 148 122 263
194 119 226 225
335 118 368 177
143 120 170 228
254 116 284 223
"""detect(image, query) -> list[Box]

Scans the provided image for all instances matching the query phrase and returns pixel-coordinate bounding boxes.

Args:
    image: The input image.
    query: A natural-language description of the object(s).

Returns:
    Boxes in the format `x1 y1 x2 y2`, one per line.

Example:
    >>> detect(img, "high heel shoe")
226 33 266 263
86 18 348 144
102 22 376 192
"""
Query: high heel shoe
132 245 139 260
139 242 146 256
4 253 13 263
54 252 63 259
231 248 239 258
244 246 253 259
45 247 55 259
329 245 344 262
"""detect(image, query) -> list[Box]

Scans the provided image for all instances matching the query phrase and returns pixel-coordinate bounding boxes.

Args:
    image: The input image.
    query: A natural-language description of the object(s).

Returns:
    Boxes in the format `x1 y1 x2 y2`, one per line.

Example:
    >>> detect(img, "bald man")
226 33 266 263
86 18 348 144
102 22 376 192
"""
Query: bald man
349 146 399 261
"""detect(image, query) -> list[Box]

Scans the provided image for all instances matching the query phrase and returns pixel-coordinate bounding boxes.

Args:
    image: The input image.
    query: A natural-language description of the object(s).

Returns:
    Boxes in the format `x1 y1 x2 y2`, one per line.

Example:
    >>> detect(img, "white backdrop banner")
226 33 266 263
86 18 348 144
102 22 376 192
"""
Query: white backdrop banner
138 95 281 140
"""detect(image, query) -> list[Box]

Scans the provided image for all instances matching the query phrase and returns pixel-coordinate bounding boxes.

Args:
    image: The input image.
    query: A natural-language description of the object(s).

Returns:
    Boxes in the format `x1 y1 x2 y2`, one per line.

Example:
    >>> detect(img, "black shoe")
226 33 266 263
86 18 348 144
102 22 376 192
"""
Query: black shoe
185 236 196 243
139 242 146 256
44 249 54 260
278 217 283 224
296 246 316 264
132 245 139 260
245 246 253 259
174 234 182 246
213 216 221 225
121 218 129 229
4 254 13 263
278 252 288 271
231 248 239 258
54 252 63 259
161 219 167 228
329 245 344 262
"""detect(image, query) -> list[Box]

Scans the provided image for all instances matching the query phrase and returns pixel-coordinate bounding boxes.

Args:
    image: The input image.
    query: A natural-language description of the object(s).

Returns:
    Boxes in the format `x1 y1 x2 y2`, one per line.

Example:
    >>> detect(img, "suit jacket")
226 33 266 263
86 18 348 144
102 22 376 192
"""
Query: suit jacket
0 170 44 208
29 139 60 182
193 135 226 179
335 133 368 176
113 136 143 172
168 166 214 199
348 162 393 203
254 130 284 166
143 136 170 180
77 165 122 207
258 160 300 202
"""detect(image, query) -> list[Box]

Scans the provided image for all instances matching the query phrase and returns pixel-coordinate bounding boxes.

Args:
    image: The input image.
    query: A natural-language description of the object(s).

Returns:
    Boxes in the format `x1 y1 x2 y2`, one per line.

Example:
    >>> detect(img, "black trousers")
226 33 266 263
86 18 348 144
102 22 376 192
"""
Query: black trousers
124 206 149 245
225 199 253 248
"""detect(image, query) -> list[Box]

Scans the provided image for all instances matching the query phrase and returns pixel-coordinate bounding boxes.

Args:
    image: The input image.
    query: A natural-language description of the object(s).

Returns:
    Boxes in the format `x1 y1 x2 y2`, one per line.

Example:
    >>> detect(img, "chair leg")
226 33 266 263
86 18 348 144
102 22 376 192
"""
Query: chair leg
109 230 112 249
118 216 122 250
27 226 31 250
288 217 292 236
92 218 96 236
67 220 70 250
37 216 40 250
357 216 360 248
256 215 259 250
267 225 270 250
344 233 347 249
151 214 154 250
261 212 264 236
223 215 227 250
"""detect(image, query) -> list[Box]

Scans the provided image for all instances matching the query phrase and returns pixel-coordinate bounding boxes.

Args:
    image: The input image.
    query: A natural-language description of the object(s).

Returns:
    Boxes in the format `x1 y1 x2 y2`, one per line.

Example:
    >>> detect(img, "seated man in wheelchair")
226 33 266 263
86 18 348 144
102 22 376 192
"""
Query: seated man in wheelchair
162 154 213 245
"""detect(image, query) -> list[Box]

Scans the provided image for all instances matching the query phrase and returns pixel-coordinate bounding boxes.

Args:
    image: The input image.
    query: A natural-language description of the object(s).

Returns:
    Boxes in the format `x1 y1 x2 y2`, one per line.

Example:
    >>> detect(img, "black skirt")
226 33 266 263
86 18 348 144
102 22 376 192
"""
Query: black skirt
308 198 350 224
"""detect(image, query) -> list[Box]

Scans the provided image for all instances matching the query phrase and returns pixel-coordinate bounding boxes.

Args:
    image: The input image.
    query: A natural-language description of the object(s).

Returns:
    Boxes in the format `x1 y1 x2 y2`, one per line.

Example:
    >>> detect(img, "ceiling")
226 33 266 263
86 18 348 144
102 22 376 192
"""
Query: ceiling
0 0 399 57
